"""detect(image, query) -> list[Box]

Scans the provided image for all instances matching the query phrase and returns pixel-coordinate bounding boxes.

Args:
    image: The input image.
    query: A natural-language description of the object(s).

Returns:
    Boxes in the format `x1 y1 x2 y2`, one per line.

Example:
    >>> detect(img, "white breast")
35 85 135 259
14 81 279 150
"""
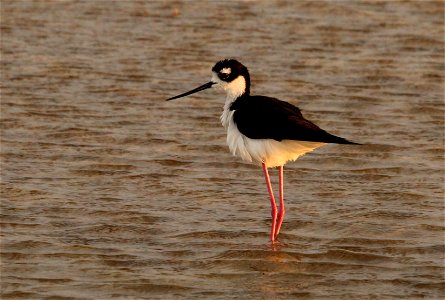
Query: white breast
220 100 325 168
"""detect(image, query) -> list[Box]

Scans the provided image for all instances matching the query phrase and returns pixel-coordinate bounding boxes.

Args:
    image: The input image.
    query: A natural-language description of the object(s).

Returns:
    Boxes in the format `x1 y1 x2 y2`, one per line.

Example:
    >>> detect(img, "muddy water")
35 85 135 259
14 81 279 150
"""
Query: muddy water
1 1 444 299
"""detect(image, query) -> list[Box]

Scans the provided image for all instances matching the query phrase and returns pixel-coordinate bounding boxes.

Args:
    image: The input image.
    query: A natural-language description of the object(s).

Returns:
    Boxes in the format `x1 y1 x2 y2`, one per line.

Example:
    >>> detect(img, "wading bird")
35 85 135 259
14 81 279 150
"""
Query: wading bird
167 59 359 242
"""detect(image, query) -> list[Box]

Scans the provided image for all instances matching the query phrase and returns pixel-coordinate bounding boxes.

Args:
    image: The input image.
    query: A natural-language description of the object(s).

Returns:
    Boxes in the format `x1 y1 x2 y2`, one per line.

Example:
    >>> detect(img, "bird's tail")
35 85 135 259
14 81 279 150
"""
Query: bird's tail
326 133 361 145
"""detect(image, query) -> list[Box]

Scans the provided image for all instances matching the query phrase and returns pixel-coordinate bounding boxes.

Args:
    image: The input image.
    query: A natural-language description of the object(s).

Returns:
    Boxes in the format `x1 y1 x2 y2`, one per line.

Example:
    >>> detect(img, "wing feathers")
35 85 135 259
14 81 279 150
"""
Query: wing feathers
232 96 358 144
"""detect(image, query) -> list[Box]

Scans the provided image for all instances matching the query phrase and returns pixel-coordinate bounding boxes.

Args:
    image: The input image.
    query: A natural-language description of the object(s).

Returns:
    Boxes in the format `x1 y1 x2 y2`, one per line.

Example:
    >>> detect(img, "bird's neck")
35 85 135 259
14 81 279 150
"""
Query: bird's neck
224 76 250 104
220 75 251 129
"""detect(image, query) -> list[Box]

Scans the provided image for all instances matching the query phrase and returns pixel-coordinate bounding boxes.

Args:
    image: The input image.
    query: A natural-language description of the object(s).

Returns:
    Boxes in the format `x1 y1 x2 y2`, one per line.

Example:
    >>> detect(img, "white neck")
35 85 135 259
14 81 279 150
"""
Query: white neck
224 76 246 103
220 76 246 129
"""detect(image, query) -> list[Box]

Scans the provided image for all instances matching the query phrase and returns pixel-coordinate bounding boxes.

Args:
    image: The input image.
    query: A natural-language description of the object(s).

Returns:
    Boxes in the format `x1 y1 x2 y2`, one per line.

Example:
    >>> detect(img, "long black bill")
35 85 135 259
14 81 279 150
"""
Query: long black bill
166 81 215 101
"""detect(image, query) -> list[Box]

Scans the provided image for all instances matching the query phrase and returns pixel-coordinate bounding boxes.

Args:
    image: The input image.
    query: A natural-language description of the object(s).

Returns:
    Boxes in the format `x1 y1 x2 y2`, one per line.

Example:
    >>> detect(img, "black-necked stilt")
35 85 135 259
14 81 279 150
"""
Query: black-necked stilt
167 59 359 242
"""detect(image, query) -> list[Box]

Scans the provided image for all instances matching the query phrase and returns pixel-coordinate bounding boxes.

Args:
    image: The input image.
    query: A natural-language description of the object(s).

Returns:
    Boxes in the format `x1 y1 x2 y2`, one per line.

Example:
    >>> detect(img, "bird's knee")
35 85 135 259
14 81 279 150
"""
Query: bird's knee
271 208 277 218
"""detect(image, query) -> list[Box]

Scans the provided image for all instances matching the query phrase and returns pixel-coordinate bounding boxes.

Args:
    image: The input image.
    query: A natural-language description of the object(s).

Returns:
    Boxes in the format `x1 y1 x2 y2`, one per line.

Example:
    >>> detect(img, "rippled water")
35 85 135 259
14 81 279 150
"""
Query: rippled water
1 1 444 299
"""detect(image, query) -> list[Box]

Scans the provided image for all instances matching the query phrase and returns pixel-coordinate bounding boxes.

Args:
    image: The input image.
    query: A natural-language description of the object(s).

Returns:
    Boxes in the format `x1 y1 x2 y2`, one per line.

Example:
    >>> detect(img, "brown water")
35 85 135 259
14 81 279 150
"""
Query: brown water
1 1 444 299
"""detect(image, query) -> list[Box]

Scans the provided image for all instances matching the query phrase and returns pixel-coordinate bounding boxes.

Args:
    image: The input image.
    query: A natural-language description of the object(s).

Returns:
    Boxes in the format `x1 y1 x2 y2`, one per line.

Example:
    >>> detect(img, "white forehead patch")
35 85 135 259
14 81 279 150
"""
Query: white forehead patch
221 67 231 74
211 72 220 82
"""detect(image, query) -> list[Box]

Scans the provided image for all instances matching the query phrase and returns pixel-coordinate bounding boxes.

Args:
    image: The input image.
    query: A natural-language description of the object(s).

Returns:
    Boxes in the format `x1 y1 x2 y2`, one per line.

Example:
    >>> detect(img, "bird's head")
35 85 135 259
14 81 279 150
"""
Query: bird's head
167 59 250 101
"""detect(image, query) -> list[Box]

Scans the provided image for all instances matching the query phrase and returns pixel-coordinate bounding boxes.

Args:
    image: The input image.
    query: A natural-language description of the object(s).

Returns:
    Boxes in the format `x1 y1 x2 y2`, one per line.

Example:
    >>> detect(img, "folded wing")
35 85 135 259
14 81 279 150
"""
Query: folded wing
232 96 357 144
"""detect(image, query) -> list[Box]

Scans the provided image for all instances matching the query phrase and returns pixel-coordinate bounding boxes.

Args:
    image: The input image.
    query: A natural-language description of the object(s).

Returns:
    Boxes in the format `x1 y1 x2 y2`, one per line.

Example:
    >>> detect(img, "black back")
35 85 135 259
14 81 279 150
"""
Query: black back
232 95 358 144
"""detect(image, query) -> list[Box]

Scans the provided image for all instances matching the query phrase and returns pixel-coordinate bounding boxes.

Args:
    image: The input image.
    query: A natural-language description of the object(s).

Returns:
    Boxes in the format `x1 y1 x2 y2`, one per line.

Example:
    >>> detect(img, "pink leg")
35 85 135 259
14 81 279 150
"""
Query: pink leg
262 162 277 242
274 166 285 239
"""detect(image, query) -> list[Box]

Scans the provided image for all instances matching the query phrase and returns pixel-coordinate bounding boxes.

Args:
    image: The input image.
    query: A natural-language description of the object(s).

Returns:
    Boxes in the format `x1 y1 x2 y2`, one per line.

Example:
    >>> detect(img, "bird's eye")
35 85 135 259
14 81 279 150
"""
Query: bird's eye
218 67 232 80
219 72 229 80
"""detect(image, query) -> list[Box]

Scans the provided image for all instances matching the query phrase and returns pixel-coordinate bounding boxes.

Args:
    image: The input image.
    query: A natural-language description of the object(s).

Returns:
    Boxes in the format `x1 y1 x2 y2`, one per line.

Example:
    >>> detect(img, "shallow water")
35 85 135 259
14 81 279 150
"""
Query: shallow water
1 1 444 299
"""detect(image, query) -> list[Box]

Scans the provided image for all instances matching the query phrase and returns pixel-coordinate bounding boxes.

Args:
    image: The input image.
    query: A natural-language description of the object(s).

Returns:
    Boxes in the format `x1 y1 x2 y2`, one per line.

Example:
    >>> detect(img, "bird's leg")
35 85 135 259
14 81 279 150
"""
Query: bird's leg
274 165 285 239
262 162 277 242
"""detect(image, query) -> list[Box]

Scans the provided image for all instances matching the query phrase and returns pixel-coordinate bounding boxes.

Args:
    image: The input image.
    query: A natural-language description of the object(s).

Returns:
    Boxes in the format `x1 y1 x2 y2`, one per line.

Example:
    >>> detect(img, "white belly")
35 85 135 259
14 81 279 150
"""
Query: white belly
221 109 325 168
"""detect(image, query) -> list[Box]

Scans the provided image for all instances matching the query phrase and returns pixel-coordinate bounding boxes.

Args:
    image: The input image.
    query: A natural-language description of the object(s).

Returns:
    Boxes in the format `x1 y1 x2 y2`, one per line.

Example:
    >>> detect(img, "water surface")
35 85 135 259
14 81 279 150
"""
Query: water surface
1 1 444 299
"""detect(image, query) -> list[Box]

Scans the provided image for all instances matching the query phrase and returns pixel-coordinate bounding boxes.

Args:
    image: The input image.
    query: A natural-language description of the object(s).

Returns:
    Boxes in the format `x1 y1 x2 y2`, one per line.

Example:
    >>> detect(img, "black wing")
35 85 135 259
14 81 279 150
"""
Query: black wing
232 96 357 144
